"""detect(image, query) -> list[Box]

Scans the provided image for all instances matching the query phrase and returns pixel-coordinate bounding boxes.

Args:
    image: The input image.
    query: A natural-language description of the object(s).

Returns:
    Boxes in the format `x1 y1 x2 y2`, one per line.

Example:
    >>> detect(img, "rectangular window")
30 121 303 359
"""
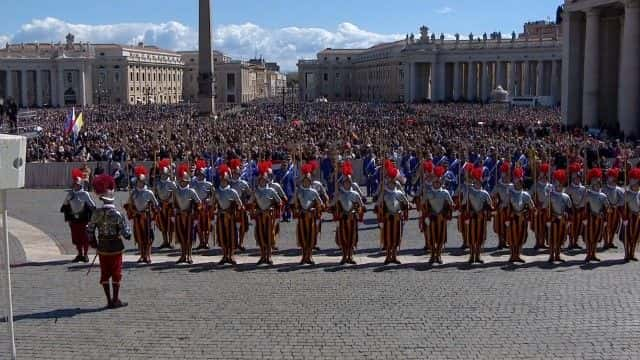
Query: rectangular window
227 73 236 90
335 72 341 81
227 94 235 103
324 73 328 81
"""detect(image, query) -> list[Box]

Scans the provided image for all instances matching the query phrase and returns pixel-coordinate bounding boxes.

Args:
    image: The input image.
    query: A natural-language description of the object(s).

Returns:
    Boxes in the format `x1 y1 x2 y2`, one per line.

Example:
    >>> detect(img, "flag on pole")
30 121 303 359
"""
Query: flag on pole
63 107 75 135
72 112 84 136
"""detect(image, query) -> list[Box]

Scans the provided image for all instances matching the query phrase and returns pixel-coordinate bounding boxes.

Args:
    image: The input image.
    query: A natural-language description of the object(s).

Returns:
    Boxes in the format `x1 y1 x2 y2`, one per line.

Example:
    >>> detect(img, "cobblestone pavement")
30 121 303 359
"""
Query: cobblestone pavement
1 189 640 359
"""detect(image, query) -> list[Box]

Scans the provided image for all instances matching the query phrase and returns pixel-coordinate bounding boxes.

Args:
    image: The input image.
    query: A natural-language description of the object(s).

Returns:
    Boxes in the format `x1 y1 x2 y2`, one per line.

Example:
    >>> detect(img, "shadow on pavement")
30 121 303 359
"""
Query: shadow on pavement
1 307 107 323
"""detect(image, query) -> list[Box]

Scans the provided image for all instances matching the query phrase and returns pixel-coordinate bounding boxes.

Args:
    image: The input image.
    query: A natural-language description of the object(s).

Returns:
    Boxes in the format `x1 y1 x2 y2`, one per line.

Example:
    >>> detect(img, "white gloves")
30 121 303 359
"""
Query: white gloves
623 221 629 226
582 220 587 226
424 218 431 226
505 221 511 227
194 220 200 226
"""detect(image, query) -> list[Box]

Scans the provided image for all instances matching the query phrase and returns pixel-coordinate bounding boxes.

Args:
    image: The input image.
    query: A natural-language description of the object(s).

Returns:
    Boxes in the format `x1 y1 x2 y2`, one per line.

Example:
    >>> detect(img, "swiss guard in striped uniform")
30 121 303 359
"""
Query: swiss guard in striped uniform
332 161 365 265
505 167 534 263
377 161 410 265
213 164 243 266
422 166 453 264
565 162 586 249
621 168 640 262
544 169 572 263
88 174 131 309
491 161 513 250
191 160 213 250
60 168 96 263
417 160 434 253
249 161 282 265
229 158 252 252
454 162 473 250
461 167 494 264
530 162 552 250
602 167 624 250
154 159 176 249
125 166 159 264
309 160 329 251
293 163 324 265
583 168 610 263
174 164 201 264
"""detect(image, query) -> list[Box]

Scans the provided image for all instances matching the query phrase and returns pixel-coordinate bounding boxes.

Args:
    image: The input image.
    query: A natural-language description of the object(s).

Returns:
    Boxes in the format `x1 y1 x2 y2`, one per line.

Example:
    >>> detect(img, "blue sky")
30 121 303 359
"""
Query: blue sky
0 0 563 70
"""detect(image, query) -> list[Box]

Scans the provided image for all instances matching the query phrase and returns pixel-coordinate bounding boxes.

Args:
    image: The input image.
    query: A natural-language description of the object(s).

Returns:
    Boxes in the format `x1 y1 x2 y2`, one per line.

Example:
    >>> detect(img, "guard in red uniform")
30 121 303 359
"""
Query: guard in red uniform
60 168 96 263
88 175 132 309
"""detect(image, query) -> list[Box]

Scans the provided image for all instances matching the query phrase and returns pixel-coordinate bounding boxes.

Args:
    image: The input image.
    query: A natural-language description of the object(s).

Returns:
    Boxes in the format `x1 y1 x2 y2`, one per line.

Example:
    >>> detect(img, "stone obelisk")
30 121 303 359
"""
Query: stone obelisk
198 0 215 116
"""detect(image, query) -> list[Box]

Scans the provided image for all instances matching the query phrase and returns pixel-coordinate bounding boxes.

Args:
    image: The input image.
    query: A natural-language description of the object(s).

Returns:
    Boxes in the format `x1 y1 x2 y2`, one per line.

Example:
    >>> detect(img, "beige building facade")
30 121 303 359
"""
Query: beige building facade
562 0 640 136
180 52 286 108
299 23 563 105
0 34 184 107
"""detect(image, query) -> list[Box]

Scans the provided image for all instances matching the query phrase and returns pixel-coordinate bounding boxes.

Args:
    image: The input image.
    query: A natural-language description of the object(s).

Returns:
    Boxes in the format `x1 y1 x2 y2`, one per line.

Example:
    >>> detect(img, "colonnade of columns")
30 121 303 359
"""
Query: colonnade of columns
562 0 640 135
407 59 561 103
0 65 88 107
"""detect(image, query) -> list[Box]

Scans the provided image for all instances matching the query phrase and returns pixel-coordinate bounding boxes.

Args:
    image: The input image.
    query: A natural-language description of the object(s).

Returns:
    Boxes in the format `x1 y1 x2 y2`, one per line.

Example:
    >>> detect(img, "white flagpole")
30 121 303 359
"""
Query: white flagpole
1 189 17 360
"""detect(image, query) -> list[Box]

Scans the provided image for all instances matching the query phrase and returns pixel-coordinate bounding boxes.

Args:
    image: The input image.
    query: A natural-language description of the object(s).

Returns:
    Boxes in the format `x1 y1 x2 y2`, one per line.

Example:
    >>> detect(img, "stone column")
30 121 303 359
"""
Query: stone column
510 61 518 96
551 60 560 104
619 0 640 136
453 62 461 100
496 61 505 89
523 61 531 96
433 61 446 101
481 61 490 102
5 70 12 100
20 70 28 107
79 66 87 107
535 61 544 96
49 70 56 107
562 11 585 128
467 62 477 100
403 62 411 103
409 62 416 102
582 8 601 128
198 0 215 115
36 70 43 107
57 66 65 107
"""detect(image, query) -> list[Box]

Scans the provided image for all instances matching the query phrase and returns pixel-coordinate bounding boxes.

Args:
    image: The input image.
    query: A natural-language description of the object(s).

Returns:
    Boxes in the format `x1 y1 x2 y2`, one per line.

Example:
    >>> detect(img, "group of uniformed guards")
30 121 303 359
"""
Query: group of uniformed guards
62 151 640 307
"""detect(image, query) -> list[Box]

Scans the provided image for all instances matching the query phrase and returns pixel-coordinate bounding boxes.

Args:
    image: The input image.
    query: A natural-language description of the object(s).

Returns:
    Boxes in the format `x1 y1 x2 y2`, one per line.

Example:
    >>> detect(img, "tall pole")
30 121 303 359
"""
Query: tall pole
1 189 17 360
198 0 215 116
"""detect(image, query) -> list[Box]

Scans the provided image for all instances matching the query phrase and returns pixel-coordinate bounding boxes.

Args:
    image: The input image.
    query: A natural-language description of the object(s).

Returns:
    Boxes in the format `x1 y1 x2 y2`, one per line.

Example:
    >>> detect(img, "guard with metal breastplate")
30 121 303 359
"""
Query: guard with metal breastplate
60 168 96 263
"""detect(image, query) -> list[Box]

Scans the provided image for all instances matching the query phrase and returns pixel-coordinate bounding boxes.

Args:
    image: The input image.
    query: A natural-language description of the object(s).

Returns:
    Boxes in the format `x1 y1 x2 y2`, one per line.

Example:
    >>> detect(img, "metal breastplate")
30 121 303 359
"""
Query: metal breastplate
231 179 250 201
566 184 586 208
509 189 532 213
255 187 279 211
530 181 549 204
131 188 155 212
156 179 176 201
426 188 452 214
311 181 327 199
297 188 319 211
586 190 608 214
269 182 286 199
192 180 212 201
383 189 406 214
603 185 623 207
94 208 127 239
545 191 571 217
337 189 361 213
68 190 93 215
494 182 513 208
625 191 640 213
216 187 239 211
468 188 491 213
175 187 199 211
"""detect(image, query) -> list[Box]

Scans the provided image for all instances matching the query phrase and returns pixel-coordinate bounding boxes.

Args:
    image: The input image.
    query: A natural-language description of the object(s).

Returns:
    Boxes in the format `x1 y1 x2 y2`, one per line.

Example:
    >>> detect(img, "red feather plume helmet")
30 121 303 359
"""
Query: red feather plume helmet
258 161 271 178
434 166 446 179
606 167 620 179
301 163 314 178
71 168 84 185
218 164 231 179
587 168 603 183
195 159 208 174
177 163 191 182
568 162 582 174
135 165 148 181
342 161 353 178
553 169 568 186
539 163 550 175
158 159 171 174
92 174 116 200
309 160 320 172
513 167 524 182
471 166 484 182
422 160 434 174
630 168 640 184
229 158 242 171
500 161 511 174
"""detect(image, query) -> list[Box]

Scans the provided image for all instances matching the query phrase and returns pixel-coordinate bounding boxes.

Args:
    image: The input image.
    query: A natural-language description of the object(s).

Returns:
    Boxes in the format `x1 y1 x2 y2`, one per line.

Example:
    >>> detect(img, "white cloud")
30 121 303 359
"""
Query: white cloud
436 7 454 15
4 17 404 71
0 34 10 48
